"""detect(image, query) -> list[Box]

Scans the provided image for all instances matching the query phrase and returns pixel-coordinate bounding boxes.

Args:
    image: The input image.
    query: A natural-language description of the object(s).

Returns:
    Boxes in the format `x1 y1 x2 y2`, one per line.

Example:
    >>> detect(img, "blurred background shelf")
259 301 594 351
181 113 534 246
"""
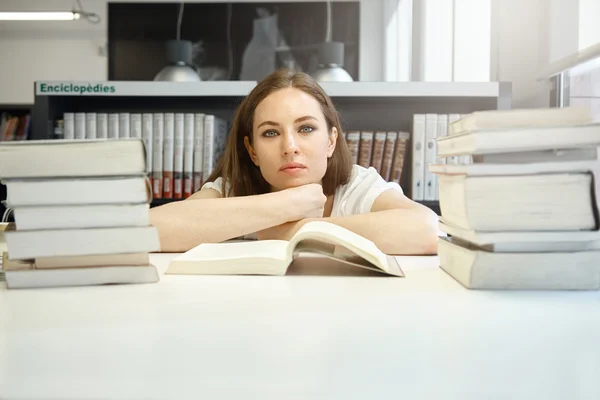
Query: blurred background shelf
32 80 511 206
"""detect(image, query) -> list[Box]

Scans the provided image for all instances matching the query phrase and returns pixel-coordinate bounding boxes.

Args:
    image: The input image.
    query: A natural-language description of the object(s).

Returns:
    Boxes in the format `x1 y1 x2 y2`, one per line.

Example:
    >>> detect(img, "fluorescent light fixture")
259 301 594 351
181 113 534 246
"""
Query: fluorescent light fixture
0 11 80 21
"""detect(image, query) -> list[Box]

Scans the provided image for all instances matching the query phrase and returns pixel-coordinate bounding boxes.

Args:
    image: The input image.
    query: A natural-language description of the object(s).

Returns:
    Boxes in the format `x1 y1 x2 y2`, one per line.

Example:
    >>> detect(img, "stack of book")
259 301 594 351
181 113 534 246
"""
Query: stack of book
430 106 600 290
0 139 161 289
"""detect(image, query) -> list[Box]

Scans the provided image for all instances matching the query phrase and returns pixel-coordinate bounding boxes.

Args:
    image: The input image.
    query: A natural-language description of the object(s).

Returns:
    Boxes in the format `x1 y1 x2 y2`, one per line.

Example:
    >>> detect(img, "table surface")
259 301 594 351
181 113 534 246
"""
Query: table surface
1 252 600 400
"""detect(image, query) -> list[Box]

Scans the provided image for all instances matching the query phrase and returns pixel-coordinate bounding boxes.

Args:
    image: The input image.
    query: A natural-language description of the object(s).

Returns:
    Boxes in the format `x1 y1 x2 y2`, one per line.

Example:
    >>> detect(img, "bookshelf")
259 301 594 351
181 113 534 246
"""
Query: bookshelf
31 80 512 212
1 103 33 221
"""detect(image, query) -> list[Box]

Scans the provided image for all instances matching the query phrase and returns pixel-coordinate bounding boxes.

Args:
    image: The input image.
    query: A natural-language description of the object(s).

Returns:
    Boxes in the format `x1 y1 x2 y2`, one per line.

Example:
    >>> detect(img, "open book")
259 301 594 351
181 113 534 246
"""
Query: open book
165 221 404 277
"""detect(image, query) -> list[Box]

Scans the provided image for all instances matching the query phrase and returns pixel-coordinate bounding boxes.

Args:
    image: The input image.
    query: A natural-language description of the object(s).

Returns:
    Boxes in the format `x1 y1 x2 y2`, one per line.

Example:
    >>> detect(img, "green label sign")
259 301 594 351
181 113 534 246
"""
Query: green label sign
39 83 116 94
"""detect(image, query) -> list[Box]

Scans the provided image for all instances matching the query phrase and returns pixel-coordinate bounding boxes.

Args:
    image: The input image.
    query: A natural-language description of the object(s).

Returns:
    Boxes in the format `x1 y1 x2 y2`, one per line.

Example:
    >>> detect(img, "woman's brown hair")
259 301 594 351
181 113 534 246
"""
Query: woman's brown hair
205 68 353 197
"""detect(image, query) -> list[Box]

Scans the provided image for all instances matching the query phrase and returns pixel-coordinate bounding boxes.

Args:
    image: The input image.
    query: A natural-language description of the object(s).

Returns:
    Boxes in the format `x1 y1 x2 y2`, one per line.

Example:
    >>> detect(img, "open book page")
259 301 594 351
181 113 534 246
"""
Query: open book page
172 240 289 262
292 241 404 277
165 239 291 275
287 221 394 275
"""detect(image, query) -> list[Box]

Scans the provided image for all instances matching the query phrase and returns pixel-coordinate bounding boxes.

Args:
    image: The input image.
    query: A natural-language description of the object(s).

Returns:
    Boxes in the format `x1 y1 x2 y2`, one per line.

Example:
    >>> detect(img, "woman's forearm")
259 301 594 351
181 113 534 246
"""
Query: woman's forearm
149 193 291 252
319 209 440 255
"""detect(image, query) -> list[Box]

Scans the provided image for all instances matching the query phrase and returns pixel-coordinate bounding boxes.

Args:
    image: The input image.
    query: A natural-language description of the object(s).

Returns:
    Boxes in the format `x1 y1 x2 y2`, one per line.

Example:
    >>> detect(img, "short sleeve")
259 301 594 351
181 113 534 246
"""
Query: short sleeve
333 165 404 217
200 177 231 197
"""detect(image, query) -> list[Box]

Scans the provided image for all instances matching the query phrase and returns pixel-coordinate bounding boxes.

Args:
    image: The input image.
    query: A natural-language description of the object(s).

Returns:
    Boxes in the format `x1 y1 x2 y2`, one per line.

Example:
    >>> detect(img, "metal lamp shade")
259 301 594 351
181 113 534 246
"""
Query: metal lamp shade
313 42 353 82
154 40 201 82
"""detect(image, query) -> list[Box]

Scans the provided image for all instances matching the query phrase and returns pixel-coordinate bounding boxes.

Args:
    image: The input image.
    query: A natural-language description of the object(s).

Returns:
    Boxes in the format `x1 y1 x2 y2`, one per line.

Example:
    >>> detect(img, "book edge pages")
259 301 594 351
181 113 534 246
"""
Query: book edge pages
288 221 396 276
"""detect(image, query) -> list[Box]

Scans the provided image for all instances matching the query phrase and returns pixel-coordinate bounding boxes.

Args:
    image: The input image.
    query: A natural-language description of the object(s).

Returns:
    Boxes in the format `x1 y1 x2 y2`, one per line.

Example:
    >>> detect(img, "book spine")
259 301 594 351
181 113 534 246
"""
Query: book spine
74 112 86 139
85 113 97 139
345 131 360 164
213 117 229 173
381 131 398 181
96 113 108 139
108 113 119 139
203 115 215 182
411 115 426 201
435 114 449 201
173 113 185 199
358 131 373 168
142 113 154 189
119 113 130 139
152 113 164 199
130 113 142 139
63 113 75 140
390 131 409 184
424 114 438 201
370 131 387 173
193 113 205 192
183 113 195 198
162 113 175 199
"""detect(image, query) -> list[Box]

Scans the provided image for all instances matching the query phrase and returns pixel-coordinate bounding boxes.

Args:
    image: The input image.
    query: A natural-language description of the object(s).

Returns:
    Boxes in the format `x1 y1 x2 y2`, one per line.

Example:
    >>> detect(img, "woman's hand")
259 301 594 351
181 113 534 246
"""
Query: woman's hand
279 184 326 221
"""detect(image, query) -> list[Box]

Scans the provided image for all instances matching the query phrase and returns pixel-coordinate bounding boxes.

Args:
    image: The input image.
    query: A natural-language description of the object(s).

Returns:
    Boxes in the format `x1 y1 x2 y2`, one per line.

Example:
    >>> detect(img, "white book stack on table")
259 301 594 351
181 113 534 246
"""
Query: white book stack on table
0 139 161 289
430 106 600 290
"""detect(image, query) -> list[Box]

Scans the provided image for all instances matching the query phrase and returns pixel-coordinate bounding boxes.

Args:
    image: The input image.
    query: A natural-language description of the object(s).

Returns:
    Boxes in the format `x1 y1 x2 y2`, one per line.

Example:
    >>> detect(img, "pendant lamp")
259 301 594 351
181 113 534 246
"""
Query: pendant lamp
154 3 201 82
312 0 353 82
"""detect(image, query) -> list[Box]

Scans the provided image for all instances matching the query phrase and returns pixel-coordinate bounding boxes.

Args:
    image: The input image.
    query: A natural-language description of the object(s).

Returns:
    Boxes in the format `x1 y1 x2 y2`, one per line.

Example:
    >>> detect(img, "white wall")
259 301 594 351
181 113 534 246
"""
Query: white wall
0 38 106 104
0 0 384 104
579 0 600 50
491 0 551 108
359 0 385 82
0 0 107 104
548 0 579 63
453 0 491 82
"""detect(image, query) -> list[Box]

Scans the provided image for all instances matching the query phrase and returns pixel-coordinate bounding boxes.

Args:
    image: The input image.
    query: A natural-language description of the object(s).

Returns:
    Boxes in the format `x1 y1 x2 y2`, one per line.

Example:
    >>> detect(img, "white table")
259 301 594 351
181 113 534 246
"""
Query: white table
1 253 600 400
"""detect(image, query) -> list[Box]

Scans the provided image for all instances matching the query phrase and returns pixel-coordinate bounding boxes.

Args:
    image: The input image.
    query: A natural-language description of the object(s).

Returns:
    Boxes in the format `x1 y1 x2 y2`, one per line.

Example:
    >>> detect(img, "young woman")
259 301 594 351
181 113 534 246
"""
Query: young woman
150 69 439 255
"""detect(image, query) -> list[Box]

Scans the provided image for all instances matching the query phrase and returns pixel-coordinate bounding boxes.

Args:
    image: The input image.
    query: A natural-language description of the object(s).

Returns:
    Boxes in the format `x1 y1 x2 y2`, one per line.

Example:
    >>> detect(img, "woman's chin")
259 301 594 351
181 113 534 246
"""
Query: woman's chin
270 177 321 191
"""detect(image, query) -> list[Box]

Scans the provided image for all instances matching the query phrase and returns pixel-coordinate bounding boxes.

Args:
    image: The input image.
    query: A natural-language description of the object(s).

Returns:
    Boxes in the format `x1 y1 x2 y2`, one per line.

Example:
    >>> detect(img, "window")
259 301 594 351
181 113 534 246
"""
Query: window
579 0 600 50
385 0 492 82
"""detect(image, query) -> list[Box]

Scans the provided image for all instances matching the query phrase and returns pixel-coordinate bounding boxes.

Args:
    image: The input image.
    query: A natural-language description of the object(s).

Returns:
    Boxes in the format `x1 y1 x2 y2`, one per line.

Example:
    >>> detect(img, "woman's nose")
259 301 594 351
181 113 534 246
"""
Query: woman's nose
282 133 300 155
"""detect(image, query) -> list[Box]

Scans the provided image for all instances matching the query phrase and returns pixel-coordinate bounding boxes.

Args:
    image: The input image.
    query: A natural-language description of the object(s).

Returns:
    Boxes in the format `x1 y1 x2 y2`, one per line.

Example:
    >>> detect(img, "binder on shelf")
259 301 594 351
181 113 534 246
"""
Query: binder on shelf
423 114 438 201
411 114 426 201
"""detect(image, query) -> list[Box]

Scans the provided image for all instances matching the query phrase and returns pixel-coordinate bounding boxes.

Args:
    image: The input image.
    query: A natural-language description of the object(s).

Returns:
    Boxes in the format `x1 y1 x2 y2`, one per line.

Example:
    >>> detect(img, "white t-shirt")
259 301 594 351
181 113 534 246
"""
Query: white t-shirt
201 164 404 217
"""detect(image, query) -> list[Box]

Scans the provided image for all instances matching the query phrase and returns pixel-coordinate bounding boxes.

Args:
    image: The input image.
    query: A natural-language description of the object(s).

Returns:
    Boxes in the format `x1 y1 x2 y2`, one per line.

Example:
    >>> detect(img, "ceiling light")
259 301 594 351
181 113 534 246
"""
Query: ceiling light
0 11 80 21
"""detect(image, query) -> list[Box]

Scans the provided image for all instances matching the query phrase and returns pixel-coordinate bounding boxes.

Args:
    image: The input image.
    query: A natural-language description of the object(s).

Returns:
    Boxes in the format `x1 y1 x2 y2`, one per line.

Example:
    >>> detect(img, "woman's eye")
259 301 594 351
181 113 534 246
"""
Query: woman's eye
263 130 278 137
300 125 315 133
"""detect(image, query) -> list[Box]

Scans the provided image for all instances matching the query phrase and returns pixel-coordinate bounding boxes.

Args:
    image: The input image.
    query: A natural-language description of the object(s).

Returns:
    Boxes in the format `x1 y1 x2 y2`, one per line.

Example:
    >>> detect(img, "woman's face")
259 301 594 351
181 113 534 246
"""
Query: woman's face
245 87 337 192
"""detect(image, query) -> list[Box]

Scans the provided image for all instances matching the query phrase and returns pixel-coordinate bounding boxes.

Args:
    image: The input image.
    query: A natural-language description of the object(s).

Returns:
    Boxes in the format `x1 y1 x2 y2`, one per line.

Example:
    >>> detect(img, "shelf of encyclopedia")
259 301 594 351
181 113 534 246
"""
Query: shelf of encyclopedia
34 81 511 100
